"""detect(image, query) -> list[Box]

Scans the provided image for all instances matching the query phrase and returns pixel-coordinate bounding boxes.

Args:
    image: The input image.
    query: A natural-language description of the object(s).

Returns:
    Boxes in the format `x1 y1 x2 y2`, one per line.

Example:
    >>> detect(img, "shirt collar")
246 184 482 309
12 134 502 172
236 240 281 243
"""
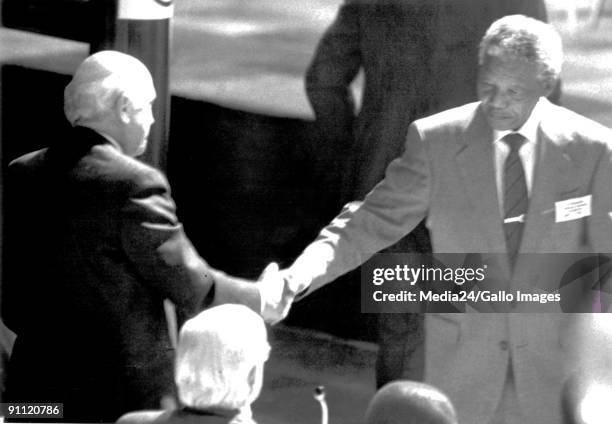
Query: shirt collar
492 97 543 145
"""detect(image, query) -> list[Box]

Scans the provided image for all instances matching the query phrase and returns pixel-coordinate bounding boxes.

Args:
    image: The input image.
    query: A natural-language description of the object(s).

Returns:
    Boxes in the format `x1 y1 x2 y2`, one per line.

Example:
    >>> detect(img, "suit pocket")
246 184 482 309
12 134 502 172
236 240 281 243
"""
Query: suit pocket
425 314 462 379
427 314 461 345
541 192 589 251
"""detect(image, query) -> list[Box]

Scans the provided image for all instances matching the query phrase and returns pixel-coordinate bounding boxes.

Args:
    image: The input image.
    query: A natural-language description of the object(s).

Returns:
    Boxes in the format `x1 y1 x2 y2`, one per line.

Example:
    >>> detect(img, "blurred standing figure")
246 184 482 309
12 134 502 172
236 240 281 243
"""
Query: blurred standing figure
587 0 609 28
3 51 290 422
305 0 550 388
118 304 270 424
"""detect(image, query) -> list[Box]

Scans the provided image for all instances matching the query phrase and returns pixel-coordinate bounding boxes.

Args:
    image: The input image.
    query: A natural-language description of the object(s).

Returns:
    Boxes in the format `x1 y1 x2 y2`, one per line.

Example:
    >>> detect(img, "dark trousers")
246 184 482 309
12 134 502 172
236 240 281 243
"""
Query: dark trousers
375 221 429 388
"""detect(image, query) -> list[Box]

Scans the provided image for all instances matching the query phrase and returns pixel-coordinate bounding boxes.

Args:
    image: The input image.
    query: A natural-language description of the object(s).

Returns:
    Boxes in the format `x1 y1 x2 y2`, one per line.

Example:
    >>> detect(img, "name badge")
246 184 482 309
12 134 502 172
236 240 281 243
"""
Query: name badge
555 195 591 222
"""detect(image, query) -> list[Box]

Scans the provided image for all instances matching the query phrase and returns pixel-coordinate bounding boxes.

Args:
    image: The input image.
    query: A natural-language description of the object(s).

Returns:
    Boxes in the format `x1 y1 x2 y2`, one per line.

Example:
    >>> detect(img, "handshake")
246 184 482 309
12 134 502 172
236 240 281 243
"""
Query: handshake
256 262 310 325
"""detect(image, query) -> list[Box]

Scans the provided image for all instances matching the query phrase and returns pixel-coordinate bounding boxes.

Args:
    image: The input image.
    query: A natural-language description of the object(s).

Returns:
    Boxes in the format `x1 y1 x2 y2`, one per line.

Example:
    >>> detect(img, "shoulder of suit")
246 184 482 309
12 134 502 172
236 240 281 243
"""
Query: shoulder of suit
412 102 480 134
540 101 612 151
116 410 170 424
65 126 167 189
8 148 49 173
89 145 171 194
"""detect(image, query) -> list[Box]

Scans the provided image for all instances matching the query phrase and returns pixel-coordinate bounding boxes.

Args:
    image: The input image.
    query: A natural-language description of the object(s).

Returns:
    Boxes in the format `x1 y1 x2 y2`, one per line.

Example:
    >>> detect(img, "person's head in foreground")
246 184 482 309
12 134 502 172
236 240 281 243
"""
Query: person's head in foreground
64 50 156 157
562 370 612 424
477 14 562 132
175 304 270 422
117 305 269 424
364 381 458 424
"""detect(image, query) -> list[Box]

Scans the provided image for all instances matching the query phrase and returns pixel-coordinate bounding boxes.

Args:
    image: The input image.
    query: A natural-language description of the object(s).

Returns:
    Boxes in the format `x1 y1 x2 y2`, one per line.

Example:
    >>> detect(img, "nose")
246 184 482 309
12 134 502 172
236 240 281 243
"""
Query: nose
486 87 507 109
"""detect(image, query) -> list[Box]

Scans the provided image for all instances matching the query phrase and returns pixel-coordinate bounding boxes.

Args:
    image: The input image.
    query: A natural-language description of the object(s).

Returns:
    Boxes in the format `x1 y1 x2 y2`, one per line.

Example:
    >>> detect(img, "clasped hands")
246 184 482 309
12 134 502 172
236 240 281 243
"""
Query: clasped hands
256 262 309 324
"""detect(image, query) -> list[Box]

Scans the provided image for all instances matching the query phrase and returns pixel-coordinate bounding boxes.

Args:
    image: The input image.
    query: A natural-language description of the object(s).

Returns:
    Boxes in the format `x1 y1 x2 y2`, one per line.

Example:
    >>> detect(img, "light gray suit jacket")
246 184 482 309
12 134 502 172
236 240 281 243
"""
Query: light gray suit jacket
291 99 612 424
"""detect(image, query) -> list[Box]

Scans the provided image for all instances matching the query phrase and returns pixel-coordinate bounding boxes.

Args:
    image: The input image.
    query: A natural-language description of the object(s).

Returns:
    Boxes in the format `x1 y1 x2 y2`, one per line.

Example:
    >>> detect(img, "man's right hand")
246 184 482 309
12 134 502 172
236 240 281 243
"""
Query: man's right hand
257 263 300 324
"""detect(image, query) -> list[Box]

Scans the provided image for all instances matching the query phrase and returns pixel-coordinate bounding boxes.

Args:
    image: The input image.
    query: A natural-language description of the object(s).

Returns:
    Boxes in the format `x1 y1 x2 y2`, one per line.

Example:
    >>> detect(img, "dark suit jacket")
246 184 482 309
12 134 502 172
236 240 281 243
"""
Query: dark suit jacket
305 0 549 199
2 127 244 422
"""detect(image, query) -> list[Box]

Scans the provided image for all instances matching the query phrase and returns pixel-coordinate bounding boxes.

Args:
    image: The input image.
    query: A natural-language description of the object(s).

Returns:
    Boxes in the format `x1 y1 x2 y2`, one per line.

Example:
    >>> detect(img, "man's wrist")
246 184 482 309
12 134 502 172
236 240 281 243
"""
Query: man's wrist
283 271 310 300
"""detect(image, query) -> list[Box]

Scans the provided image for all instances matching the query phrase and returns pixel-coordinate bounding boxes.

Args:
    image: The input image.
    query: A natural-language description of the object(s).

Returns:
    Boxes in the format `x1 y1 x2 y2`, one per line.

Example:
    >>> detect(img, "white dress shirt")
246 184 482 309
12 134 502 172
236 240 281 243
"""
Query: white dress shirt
492 98 543 213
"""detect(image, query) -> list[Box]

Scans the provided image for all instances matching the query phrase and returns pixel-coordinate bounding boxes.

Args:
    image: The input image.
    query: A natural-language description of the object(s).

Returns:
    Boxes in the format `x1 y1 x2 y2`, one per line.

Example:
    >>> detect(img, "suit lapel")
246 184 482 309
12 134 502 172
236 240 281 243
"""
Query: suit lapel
453 102 579 283
511 102 581 291
519 103 580 254
455 106 507 255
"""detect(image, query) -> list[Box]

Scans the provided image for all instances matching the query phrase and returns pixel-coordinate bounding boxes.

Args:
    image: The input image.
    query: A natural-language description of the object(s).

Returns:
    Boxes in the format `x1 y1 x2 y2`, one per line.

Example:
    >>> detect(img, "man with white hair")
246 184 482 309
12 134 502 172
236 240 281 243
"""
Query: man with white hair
278 15 612 424
118 304 269 424
3 51 291 422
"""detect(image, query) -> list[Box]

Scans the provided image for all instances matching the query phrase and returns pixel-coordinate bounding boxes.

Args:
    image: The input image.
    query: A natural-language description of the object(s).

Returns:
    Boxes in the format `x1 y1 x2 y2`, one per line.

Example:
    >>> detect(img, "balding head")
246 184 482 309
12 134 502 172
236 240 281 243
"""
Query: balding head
365 381 457 424
64 51 156 156
562 370 612 424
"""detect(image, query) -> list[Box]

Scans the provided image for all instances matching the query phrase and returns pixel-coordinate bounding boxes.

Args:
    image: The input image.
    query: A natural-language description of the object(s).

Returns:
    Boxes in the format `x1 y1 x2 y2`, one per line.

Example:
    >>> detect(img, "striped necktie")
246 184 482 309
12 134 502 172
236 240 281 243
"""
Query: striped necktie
502 133 528 268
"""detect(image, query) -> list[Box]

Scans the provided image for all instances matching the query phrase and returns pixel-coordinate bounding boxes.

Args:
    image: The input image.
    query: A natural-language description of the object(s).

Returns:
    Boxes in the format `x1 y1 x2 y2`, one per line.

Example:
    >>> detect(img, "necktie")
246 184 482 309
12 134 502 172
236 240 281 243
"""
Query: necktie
502 133 528 268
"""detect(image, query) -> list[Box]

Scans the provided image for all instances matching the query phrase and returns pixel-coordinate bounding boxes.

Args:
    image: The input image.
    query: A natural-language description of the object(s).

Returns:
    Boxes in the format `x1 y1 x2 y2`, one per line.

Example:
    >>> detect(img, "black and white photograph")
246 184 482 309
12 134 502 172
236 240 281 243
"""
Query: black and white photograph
1 1 612 423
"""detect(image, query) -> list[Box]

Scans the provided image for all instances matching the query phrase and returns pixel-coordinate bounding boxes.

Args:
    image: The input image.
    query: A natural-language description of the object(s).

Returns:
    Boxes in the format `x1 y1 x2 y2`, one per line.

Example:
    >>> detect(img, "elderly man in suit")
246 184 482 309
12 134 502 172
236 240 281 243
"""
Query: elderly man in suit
2 51 291 422
283 15 612 424
305 0 552 387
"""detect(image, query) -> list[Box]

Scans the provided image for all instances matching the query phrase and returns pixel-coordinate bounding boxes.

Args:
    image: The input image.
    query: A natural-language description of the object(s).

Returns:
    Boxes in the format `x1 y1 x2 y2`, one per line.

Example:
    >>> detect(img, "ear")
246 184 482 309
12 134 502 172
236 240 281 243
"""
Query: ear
245 363 263 400
114 93 132 124
540 78 557 98
246 365 257 389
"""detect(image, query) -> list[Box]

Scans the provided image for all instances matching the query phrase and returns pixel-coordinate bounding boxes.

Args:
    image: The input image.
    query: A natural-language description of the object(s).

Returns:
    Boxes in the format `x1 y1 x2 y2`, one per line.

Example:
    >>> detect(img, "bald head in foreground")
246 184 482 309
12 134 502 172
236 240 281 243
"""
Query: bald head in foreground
3 51 290 422
365 381 457 424
562 370 612 424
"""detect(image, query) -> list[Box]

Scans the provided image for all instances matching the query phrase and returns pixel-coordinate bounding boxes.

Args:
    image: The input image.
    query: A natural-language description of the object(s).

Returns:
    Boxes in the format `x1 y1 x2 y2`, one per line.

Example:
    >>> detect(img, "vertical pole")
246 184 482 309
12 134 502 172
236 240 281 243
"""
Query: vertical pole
100 0 173 171
97 1 176 342
0 64 4 321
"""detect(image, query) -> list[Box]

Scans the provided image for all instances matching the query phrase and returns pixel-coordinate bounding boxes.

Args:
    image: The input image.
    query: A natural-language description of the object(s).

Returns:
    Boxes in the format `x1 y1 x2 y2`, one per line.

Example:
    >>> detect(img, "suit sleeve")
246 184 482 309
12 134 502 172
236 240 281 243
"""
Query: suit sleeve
589 141 612 311
289 123 431 295
305 0 361 135
120 172 260 317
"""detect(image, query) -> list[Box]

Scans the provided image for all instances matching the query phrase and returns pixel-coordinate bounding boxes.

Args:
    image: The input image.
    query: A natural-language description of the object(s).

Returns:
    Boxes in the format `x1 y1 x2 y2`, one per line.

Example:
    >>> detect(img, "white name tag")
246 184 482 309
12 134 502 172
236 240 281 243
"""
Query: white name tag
555 195 591 222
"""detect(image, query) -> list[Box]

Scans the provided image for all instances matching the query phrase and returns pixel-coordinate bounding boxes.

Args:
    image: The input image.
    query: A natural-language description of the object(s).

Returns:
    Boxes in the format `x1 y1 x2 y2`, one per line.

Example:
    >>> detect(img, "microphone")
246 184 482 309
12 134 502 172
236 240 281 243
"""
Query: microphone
313 386 328 424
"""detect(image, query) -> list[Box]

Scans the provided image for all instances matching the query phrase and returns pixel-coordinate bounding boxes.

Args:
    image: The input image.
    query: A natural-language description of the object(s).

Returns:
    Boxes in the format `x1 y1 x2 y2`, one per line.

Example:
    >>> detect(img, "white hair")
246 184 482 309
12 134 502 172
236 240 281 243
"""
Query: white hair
64 50 153 126
478 15 563 87
175 304 270 412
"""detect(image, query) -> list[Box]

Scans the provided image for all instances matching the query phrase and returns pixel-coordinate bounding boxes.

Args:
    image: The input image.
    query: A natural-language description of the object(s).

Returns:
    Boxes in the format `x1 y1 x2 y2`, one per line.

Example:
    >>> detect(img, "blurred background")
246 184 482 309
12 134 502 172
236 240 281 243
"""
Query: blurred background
1 1 611 422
